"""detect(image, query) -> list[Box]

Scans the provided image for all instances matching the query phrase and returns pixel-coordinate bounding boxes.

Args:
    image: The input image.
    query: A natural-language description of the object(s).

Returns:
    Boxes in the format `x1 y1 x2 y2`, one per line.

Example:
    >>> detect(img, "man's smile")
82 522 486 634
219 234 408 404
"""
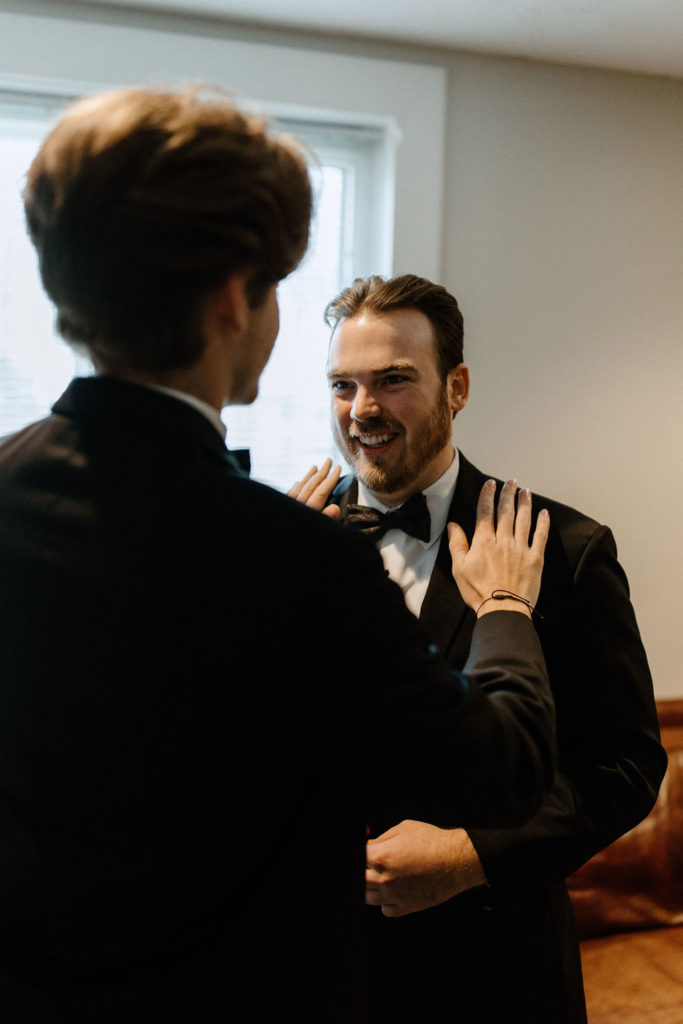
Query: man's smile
349 428 401 455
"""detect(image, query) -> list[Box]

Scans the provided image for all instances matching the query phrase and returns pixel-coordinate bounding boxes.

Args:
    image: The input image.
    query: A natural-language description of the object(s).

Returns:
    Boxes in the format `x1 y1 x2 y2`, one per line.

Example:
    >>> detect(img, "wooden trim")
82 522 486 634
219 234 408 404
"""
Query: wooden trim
656 698 683 729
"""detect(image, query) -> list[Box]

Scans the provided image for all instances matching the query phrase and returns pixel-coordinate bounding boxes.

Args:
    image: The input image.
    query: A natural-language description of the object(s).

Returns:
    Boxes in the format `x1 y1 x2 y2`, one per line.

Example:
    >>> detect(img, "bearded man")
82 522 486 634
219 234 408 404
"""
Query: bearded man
292 273 665 1024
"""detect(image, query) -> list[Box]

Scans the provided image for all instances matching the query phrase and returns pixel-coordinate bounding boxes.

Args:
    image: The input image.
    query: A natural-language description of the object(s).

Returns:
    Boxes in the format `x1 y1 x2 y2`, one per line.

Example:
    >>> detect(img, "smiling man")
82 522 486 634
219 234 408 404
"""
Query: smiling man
316 273 666 1024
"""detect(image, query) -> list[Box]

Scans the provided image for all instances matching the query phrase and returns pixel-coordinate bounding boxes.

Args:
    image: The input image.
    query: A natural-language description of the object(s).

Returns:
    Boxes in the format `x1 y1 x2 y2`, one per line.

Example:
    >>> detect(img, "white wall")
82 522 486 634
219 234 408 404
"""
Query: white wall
1 2 682 696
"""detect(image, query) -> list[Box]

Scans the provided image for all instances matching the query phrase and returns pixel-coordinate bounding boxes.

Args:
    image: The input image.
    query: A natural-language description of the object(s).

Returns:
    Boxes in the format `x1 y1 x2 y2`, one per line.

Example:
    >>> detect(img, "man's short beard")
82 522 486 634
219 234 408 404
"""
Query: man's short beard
333 386 453 497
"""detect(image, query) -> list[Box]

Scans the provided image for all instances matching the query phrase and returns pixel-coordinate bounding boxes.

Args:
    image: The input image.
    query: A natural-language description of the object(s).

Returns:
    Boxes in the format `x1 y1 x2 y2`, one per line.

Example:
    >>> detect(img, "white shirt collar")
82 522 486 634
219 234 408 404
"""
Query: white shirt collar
357 448 460 549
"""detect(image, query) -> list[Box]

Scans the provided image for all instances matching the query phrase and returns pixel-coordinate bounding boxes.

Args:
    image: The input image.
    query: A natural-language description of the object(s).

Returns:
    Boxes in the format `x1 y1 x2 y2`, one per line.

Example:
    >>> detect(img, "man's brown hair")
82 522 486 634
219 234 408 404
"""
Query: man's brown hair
24 85 312 373
324 274 464 380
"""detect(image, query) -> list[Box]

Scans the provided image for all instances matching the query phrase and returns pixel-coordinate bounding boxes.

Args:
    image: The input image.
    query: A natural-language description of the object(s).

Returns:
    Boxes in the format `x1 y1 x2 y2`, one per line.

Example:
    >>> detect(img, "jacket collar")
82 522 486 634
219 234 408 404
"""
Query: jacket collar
418 453 487 653
52 376 249 477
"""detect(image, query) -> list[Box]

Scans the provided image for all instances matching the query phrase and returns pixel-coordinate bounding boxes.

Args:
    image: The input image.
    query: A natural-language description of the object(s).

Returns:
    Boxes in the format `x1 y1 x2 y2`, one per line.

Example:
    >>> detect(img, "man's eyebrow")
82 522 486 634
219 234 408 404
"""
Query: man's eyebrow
326 361 417 380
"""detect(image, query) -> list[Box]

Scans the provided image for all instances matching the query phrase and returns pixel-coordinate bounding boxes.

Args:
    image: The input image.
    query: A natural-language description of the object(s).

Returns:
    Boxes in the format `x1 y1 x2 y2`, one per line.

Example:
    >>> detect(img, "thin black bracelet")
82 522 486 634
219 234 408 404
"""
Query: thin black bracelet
476 589 543 619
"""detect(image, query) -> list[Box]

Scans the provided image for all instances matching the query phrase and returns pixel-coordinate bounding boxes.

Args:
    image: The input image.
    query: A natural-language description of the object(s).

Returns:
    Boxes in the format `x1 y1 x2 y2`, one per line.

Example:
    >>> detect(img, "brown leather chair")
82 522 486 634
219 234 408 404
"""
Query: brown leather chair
567 700 683 1024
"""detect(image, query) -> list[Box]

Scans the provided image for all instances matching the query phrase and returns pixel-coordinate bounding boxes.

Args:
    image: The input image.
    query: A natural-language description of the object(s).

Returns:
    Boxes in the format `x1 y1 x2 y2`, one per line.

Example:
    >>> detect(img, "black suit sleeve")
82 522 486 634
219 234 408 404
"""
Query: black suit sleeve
305 523 556 829
467 524 666 899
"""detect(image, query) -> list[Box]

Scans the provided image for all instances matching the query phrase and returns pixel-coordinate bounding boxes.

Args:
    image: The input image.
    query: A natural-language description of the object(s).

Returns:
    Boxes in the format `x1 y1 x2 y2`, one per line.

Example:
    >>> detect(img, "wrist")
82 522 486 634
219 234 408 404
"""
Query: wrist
475 589 538 619
447 828 488 890
477 599 532 619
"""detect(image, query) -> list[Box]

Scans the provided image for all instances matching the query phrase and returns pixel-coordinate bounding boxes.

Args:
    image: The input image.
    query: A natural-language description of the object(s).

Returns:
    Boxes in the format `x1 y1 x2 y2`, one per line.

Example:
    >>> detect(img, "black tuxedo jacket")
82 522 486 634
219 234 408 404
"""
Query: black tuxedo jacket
0 379 556 1023
332 454 666 1024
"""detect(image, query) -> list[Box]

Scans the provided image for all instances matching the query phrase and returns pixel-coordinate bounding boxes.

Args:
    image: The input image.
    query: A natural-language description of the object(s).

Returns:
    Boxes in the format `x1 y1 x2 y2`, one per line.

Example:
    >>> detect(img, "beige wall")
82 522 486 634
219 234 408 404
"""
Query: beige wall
439 57 683 698
2 2 682 695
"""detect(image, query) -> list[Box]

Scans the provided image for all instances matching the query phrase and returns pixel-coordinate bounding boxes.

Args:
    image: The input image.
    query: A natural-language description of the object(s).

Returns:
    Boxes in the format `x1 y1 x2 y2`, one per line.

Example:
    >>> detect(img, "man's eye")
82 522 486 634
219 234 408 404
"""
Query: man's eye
331 381 352 392
384 375 408 385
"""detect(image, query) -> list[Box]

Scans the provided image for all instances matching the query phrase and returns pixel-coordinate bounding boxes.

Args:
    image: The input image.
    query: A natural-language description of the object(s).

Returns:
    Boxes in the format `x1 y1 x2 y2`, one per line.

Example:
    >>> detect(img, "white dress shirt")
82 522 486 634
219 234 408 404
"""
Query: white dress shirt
357 450 460 618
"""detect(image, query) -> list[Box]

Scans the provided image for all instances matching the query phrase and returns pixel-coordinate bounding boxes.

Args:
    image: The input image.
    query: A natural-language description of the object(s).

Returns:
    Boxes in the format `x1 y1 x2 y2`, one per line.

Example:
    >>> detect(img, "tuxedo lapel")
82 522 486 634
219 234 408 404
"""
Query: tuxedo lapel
418 455 490 662
331 476 359 513
332 459 490 664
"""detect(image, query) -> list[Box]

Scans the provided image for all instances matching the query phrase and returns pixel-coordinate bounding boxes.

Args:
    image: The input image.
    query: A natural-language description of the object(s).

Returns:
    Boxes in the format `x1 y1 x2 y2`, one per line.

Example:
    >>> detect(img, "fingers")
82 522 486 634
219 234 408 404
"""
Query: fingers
502 483 549 558
365 882 400 917
365 864 401 915
365 886 383 906
514 486 532 542
473 478 520 539
487 480 544 549
479 477 550 561
531 507 550 560
447 521 469 567
287 459 341 510
474 478 496 535
365 846 385 899
287 465 316 499
365 869 386 907
302 459 341 504
298 459 329 503
496 478 517 534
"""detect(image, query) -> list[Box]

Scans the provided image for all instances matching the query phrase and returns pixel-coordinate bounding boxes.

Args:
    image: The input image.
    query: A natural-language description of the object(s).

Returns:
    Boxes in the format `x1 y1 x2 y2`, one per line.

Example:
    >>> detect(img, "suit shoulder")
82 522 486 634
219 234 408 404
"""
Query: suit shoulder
460 454 606 553
532 488 601 537
214 471 382 562
461 455 614 576
528 491 622 583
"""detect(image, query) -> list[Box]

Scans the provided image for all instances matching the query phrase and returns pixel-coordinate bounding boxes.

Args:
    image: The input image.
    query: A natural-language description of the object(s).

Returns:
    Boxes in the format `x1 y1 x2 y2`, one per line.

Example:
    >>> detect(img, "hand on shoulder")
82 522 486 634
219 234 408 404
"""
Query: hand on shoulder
288 458 341 520
448 479 549 618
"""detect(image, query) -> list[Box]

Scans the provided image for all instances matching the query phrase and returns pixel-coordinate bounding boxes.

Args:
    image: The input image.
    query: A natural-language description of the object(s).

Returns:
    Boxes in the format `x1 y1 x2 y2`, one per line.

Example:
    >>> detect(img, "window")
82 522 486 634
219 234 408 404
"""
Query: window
0 92 394 489
0 94 87 438
224 117 393 488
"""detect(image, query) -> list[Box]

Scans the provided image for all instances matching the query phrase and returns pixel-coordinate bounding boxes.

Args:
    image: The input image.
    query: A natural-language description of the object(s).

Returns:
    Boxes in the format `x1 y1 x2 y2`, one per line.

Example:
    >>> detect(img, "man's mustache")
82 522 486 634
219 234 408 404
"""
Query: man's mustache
347 419 402 440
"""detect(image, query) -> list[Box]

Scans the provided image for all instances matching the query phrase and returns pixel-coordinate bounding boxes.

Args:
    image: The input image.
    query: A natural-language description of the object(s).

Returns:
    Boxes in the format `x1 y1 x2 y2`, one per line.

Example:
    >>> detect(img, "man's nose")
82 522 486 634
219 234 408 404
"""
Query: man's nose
351 387 381 422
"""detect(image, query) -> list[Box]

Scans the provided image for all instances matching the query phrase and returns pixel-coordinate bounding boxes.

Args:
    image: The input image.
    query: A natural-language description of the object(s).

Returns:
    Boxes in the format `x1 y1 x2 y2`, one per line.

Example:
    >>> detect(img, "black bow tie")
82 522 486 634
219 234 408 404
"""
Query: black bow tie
342 491 431 543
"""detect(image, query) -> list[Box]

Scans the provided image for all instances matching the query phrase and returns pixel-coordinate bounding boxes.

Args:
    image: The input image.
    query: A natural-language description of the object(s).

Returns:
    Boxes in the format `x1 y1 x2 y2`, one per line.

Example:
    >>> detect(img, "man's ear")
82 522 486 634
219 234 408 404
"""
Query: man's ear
447 363 470 416
211 272 251 335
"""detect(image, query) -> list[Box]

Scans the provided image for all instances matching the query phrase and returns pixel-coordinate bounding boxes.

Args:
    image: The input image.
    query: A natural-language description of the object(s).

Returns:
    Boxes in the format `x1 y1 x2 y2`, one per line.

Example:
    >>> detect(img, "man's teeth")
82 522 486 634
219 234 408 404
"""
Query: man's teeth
357 434 394 447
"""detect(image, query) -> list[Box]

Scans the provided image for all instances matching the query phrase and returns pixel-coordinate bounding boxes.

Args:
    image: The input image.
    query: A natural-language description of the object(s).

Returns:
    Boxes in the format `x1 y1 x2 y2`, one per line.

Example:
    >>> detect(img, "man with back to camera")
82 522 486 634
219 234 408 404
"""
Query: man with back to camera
291 273 667 1023
0 89 559 1022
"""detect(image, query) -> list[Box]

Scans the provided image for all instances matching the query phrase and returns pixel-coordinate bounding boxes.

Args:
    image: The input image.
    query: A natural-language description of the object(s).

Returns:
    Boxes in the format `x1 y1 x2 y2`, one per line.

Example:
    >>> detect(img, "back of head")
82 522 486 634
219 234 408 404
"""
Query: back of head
23 85 312 374
324 273 464 380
